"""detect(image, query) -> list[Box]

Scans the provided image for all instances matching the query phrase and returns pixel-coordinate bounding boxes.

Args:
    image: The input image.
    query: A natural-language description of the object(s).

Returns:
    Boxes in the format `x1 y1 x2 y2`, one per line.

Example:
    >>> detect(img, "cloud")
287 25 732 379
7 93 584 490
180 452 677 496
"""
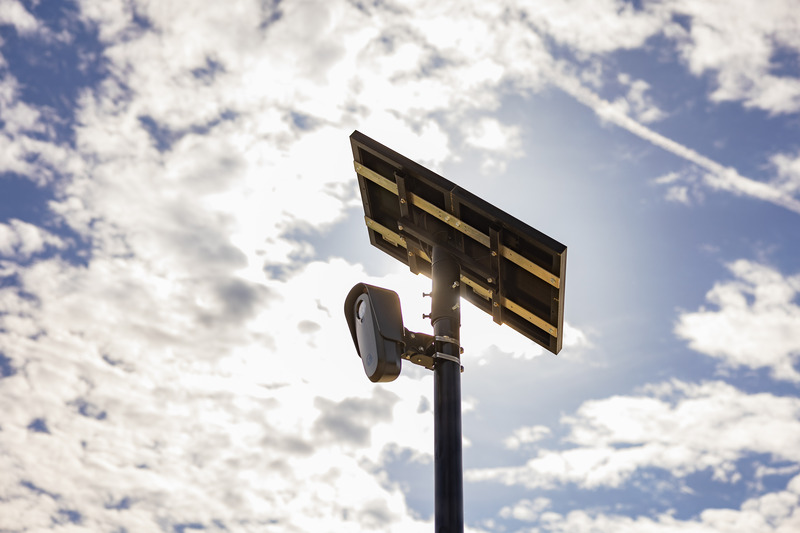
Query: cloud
0 0 40 35
675 260 800 382
616 73 667 124
519 0 671 54
504 425 552 450
468 380 800 490
2 0 799 530
0 219 66 259
672 0 800 115
463 117 523 174
652 168 706 205
534 472 800 532
499 496 552 522
771 150 800 195
548 66 800 215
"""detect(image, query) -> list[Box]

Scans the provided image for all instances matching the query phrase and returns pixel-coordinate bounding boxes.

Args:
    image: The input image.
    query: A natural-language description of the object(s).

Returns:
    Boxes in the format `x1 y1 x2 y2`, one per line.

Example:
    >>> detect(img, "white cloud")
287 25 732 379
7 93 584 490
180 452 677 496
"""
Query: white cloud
675 260 800 382
770 150 800 195
671 0 800 115
0 219 66 259
2 0 799 530
0 0 40 35
652 168 706 205
468 380 800 490
548 66 800 215
504 425 552 450
536 473 800 532
463 117 523 174
519 0 671 54
616 74 667 124
500 497 552 522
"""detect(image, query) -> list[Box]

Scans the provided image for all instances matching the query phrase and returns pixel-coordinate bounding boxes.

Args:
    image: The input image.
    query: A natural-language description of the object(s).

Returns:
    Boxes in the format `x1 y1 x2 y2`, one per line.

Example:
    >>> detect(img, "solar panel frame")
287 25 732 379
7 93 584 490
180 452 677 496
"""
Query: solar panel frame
350 130 567 354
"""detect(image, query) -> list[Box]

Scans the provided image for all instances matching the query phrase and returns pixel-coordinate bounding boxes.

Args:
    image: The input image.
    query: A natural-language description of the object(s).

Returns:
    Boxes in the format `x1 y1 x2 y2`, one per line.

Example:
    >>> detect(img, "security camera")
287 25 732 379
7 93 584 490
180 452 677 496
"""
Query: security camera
344 283 404 382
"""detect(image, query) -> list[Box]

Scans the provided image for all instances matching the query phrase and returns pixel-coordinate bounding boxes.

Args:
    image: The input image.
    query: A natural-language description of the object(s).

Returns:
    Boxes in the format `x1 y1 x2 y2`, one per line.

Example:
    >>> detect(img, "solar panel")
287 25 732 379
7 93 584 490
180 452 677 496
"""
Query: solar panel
350 130 567 354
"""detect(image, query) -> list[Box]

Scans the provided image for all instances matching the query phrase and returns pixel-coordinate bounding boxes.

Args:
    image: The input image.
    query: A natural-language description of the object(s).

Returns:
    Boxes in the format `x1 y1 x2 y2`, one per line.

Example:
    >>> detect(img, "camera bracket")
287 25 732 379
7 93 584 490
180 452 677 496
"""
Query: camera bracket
401 329 464 373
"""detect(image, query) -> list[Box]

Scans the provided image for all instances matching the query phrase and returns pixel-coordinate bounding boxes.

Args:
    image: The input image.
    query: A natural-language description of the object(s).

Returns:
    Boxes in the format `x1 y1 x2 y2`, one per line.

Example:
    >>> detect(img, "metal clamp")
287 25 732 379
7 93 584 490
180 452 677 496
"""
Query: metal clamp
435 335 459 347
433 352 464 372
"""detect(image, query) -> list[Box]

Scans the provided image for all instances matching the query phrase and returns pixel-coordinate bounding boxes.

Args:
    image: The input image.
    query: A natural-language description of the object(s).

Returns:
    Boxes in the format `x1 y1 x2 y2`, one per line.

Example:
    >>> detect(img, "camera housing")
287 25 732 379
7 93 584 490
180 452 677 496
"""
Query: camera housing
344 283 404 382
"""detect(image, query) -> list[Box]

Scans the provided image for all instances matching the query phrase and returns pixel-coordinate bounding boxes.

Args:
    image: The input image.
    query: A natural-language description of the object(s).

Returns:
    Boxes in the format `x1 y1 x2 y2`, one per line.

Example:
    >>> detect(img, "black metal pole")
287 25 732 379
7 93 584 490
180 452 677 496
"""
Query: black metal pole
430 245 463 532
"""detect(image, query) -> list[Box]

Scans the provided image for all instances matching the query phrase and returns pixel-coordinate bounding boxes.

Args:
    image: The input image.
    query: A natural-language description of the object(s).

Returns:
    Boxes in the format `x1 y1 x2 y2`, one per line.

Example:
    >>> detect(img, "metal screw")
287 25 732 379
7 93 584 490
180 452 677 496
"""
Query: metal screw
487 277 494 283
451 281 459 289
550 277 556 284
493 302 499 307
398 224 404 231
491 251 497 257
452 303 460 311
400 198 406 204
408 251 413 256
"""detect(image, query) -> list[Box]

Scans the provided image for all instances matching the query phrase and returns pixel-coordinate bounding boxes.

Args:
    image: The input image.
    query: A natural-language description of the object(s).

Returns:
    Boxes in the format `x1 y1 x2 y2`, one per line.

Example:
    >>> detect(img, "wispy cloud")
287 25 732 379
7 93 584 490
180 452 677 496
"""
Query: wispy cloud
547 66 800 215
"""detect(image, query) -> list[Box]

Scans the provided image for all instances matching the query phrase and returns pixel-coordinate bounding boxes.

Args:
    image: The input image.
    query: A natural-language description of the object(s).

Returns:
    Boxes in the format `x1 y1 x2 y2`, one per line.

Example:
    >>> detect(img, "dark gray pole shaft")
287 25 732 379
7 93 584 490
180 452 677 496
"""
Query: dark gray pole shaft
430 245 463 532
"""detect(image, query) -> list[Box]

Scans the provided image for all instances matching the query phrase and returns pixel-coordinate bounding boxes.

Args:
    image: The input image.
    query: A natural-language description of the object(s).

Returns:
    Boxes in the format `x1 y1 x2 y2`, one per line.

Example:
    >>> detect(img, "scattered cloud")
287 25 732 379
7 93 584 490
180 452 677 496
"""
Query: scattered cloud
676 260 800 382
500 496 552 523
535 472 800 532
468 380 800 490
672 0 800 115
463 117 523 174
770 150 800 195
0 219 65 259
652 168 706 205
2 0 800 530
504 425 552 450
548 66 800 215
616 73 667 123
0 0 40 36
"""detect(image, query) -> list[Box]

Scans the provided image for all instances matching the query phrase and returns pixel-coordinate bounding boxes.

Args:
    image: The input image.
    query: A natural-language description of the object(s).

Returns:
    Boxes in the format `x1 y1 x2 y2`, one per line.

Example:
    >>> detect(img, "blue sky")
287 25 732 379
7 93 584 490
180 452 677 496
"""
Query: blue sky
1 0 799 531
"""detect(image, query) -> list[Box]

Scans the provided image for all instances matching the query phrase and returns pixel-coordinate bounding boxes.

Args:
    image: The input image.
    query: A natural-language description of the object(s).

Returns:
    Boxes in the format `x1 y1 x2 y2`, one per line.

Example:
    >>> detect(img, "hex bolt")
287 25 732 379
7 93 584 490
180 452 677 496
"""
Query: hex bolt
451 281 460 289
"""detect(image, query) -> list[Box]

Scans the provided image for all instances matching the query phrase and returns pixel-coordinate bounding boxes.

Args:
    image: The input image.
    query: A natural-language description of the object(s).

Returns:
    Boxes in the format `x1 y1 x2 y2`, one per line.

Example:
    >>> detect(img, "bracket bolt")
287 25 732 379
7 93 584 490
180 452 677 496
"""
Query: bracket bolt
452 303 460 311
452 281 460 289
487 277 494 284
398 224 404 231
400 198 406 204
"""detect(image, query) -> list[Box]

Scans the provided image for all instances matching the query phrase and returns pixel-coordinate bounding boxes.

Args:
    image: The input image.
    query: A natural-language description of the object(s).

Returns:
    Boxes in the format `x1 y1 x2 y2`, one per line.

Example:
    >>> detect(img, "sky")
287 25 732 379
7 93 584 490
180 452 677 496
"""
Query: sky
1 0 799 531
